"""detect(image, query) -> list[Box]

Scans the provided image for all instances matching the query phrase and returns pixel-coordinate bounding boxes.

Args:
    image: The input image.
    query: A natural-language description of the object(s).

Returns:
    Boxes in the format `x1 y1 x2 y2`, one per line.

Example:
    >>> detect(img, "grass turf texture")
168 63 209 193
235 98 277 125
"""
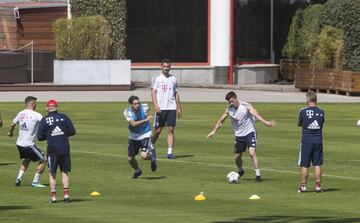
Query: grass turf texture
0 102 359 223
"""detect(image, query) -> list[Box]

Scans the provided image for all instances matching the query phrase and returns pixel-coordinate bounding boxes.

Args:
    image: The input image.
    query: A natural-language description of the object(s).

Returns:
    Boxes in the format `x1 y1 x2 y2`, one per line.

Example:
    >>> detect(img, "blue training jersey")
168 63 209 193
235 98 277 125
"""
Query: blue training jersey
124 104 151 140
37 111 76 155
298 106 325 143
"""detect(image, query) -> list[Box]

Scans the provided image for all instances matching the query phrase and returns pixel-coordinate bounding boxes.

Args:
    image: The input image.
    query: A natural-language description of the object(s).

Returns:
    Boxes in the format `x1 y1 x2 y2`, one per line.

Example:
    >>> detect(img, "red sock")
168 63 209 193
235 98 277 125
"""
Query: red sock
64 188 70 198
51 191 56 199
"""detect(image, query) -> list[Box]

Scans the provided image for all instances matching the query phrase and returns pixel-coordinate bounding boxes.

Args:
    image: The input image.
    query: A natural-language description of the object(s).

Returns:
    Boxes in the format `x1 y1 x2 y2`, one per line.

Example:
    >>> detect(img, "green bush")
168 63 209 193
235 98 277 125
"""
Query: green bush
70 0 127 60
320 0 360 71
310 26 343 69
282 4 323 59
54 16 110 60
282 9 303 59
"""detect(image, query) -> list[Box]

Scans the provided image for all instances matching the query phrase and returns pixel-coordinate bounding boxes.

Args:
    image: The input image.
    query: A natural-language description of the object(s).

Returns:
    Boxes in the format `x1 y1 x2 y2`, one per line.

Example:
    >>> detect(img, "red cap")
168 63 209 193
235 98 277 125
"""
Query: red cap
47 99 58 107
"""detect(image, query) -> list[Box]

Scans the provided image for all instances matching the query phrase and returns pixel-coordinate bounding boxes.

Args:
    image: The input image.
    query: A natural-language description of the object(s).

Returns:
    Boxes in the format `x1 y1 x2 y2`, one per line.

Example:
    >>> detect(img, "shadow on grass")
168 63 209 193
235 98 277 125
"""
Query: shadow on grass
304 188 340 193
141 176 167 180
68 198 92 203
158 155 194 159
240 178 274 182
0 206 31 211
0 162 16 166
213 215 360 223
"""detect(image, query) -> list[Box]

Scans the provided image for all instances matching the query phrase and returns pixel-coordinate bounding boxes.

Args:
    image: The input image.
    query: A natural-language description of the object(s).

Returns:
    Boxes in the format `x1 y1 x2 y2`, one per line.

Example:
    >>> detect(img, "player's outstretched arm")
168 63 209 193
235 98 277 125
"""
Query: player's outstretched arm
247 104 275 127
128 116 153 127
207 109 229 138
7 122 16 137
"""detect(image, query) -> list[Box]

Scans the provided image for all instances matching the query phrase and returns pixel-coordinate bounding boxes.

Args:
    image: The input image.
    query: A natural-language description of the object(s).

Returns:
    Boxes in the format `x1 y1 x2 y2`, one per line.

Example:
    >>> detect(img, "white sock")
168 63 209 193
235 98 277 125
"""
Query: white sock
33 173 42 183
255 169 261 176
167 148 173 154
17 170 25 180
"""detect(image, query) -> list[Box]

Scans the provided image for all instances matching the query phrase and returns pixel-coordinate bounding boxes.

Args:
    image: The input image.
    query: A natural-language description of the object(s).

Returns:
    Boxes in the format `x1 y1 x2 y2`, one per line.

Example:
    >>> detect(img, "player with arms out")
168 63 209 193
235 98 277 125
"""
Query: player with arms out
297 91 325 193
151 58 182 159
8 96 46 188
124 95 157 179
207 91 275 182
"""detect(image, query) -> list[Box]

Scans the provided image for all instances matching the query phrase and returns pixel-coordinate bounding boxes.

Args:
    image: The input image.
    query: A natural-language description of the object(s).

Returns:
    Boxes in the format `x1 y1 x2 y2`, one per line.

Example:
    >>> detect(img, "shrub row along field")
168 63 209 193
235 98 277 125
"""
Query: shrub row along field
0 102 359 223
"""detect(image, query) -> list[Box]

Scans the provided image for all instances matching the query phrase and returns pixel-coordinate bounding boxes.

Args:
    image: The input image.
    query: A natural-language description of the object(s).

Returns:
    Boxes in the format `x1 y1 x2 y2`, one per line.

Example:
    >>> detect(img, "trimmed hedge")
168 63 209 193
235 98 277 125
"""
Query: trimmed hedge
54 16 110 60
282 4 323 59
310 26 343 69
70 0 126 60
320 0 360 71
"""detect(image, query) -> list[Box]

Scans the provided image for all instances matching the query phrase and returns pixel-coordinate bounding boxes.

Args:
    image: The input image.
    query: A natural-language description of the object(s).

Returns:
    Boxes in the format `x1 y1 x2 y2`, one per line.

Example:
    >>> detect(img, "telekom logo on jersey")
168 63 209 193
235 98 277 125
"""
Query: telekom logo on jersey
306 110 314 118
46 117 54 125
161 84 169 92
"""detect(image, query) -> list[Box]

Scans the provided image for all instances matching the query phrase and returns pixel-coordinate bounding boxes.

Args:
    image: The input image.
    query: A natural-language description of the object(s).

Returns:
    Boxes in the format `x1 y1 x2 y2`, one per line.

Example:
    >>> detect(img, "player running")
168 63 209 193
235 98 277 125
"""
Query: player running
124 95 157 179
297 91 325 193
207 91 275 182
8 96 47 188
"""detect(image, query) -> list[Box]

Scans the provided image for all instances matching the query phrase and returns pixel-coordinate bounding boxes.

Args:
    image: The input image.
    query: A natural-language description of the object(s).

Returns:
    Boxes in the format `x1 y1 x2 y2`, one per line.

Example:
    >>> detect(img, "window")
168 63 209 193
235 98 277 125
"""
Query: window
126 0 208 63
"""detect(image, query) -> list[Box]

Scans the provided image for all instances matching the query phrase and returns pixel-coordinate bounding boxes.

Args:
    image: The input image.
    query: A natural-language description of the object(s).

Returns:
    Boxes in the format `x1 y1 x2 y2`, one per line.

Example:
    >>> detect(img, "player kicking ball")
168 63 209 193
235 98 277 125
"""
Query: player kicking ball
207 91 275 182
124 95 157 179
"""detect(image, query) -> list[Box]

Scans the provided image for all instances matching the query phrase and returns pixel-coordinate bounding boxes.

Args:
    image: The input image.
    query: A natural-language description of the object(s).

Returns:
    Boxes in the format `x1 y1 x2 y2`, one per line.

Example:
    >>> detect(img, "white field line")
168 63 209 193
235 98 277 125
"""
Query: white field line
72 149 360 181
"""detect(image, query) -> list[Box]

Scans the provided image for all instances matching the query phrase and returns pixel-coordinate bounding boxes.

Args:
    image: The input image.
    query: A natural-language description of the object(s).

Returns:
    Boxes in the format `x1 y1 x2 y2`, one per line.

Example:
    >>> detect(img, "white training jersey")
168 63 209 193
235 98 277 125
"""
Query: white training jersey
151 73 178 110
13 109 42 147
228 101 256 137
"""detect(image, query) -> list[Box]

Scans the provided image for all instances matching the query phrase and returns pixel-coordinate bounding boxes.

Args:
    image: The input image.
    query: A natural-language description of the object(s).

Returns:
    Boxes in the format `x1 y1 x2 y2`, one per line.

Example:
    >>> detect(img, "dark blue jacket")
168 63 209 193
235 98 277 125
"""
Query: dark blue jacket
37 111 76 155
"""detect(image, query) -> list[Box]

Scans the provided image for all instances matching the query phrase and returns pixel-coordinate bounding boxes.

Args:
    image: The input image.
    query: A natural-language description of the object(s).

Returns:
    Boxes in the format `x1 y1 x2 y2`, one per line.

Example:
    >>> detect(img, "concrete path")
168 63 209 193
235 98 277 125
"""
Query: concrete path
0 86 360 103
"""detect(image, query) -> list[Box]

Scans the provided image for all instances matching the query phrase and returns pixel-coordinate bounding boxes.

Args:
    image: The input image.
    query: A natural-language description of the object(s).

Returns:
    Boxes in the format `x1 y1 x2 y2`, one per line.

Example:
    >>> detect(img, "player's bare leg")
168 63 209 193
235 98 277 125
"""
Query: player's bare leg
128 156 142 179
249 147 261 181
314 165 322 192
298 167 309 192
151 127 162 144
31 159 47 188
15 159 31 186
49 172 57 203
234 153 244 177
61 172 70 202
166 127 176 159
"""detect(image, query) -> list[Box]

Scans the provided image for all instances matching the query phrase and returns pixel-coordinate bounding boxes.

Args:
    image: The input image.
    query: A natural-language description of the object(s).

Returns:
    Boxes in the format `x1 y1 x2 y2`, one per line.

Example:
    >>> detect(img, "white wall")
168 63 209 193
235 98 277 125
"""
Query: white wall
210 0 230 67
54 60 131 85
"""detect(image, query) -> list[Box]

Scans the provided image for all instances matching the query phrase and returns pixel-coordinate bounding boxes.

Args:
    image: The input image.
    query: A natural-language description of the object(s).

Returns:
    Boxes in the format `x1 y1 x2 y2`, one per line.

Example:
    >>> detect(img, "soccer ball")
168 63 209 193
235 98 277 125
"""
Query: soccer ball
227 171 240 183
357 119 360 128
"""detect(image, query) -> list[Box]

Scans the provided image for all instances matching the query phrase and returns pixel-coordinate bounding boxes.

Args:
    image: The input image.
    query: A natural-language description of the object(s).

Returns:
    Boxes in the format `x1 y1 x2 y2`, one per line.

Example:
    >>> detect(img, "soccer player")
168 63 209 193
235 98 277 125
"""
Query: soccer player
7 96 46 188
207 91 275 182
37 100 76 203
297 91 324 193
124 95 157 179
151 58 182 159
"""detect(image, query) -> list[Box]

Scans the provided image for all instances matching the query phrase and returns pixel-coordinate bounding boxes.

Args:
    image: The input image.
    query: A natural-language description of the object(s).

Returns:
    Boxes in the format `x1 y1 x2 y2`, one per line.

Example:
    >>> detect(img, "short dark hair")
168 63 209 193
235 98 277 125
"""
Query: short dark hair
306 90 317 102
128 95 139 104
25 96 37 104
225 91 237 101
161 58 172 65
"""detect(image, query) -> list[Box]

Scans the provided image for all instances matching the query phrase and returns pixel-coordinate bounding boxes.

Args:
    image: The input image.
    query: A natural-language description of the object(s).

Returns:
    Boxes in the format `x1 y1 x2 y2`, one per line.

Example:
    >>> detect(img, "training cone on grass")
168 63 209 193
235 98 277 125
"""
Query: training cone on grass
249 194 260 200
90 191 101 196
194 192 206 201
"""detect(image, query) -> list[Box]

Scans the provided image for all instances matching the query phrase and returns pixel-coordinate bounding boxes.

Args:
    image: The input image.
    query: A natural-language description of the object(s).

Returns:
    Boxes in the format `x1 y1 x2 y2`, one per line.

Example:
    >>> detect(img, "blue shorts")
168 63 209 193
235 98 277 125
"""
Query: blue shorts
298 143 323 167
128 138 149 157
234 132 257 153
48 154 71 174
17 145 45 162
154 110 176 128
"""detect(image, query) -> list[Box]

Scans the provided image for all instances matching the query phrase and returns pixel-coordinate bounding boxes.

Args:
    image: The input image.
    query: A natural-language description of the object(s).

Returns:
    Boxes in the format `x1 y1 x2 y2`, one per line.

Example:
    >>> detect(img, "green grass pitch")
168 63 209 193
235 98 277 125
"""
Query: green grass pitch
0 102 359 223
